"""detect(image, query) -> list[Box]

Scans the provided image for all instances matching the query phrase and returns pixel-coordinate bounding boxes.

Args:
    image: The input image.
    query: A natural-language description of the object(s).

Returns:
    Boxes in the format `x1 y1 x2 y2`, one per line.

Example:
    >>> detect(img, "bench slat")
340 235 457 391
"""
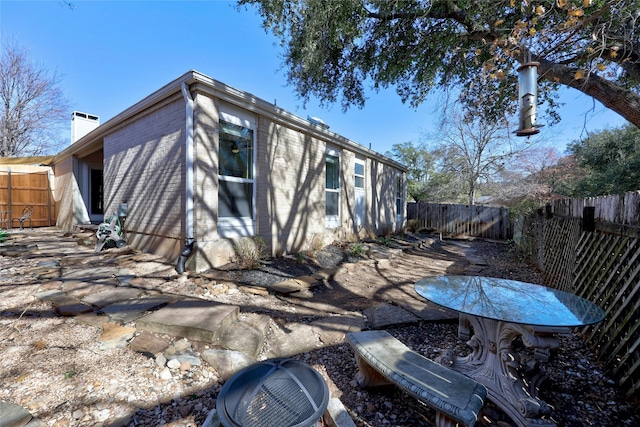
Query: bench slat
346 330 486 427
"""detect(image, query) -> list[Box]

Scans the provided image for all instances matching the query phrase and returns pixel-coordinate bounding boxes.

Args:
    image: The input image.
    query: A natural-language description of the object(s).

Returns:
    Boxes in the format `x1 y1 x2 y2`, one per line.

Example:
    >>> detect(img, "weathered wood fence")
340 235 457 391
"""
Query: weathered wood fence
517 191 640 406
407 202 511 240
0 169 56 228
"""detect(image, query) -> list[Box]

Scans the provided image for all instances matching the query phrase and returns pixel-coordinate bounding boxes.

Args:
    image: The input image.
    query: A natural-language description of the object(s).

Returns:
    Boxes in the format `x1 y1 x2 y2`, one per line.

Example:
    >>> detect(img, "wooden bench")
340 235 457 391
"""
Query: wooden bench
346 330 486 427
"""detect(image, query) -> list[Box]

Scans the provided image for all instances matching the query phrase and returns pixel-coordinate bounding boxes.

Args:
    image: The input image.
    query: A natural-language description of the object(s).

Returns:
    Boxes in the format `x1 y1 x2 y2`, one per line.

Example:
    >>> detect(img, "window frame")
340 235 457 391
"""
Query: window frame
325 147 341 228
217 105 257 237
354 156 366 227
396 173 404 223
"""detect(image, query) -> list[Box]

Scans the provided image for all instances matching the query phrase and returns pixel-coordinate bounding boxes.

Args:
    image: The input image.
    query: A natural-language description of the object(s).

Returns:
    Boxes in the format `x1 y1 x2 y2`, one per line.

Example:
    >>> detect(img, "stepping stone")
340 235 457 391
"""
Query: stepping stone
99 323 136 349
100 295 173 324
363 303 421 329
34 289 66 302
82 287 143 308
201 349 256 381
73 312 109 328
311 315 364 345
136 299 239 342
217 313 270 357
61 266 120 280
61 279 116 298
56 302 94 317
116 274 136 285
466 255 488 265
0 400 32 427
263 322 323 359
129 331 171 355
269 275 318 294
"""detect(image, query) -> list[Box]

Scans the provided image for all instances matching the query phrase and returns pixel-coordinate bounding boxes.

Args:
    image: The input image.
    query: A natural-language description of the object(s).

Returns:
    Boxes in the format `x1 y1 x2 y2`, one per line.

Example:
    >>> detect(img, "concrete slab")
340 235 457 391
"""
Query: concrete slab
82 287 143 308
136 299 239 343
99 295 173 324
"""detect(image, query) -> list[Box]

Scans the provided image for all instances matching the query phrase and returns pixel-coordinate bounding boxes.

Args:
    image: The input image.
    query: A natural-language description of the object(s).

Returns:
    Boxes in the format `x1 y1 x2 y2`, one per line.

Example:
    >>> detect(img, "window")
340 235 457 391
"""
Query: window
354 159 365 190
396 175 404 221
218 118 255 235
354 157 365 226
326 149 340 227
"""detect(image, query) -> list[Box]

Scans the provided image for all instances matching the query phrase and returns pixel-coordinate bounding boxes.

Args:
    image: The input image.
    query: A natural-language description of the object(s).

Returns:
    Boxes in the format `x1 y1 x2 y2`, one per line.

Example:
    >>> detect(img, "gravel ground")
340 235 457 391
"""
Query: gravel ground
1 231 638 426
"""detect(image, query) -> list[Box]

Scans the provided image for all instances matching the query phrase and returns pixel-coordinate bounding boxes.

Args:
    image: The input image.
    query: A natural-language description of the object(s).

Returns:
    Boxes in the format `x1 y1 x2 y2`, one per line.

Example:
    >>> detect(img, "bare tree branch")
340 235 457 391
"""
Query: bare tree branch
0 41 69 157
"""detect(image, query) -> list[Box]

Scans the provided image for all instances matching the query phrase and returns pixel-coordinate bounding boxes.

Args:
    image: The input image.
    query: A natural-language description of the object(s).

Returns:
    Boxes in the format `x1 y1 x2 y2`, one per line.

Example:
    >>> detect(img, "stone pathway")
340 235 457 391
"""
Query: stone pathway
0 228 486 426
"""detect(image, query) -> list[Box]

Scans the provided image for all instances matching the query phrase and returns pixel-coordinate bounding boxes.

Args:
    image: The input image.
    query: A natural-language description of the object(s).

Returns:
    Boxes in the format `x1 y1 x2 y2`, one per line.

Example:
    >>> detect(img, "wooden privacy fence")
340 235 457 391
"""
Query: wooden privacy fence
407 202 511 240
0 169 55 228
518 199 640 406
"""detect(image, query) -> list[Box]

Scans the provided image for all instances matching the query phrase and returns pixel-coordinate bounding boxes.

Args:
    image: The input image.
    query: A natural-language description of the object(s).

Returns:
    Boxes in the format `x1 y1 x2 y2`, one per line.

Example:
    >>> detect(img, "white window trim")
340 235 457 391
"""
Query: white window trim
354 156 366 227
325 147 341 229
217 104 257 237
354 156 365 190
396 173 405 223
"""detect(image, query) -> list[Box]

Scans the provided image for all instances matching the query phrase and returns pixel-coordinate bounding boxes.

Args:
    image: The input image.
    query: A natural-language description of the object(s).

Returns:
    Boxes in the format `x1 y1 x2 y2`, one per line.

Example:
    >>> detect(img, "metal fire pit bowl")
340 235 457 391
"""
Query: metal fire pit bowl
216 358 330 427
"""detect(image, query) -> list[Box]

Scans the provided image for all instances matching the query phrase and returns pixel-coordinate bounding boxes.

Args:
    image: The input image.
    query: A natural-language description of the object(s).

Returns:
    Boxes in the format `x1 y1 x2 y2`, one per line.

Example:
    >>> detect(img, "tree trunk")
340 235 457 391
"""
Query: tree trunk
537 57 640 128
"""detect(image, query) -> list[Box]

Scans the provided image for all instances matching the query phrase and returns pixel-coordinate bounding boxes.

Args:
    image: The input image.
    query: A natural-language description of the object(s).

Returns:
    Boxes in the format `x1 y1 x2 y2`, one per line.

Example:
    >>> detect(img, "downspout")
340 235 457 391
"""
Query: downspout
176 82 195 273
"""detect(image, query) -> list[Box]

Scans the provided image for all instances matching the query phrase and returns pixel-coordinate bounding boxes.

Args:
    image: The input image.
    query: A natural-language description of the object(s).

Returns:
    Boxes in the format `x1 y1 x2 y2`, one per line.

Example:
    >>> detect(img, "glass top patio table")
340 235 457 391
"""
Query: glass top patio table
414 275 605 327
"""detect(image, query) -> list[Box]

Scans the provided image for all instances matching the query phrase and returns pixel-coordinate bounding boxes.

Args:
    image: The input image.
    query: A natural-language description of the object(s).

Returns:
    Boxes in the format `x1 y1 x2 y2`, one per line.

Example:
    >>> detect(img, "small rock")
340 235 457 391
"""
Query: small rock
159 368 172 380
155 353 167 368
167 359 181 369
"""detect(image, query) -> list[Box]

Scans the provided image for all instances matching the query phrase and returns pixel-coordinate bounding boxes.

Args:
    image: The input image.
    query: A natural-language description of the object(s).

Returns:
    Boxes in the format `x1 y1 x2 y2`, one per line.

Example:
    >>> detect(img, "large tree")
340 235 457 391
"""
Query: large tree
240 0 640 127
567 123 640 195
0 41 69 157
386 141 436 201
435 108 533 205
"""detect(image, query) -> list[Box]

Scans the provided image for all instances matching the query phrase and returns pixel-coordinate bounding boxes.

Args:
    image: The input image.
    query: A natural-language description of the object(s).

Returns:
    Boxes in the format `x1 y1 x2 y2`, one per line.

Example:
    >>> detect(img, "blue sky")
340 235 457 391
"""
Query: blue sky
1 0 630 156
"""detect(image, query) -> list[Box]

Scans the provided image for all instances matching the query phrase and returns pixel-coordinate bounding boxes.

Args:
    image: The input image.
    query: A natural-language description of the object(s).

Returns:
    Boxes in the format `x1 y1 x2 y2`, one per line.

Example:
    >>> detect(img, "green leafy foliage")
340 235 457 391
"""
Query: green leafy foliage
349 242 367 257
239 0 640 127
386 141 436 201
567 124 640 196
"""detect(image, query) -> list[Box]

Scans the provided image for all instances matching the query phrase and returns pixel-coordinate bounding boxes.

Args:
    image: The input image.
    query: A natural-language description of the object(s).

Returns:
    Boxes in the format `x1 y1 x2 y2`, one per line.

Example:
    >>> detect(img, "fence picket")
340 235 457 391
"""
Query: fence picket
521 206 640 406
407 202 510 240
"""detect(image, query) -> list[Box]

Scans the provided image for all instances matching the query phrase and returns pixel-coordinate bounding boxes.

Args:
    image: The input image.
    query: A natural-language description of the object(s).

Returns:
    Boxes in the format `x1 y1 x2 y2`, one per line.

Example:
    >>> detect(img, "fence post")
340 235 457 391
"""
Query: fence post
545 203 552 219
583 206 595 232
7 168 12 225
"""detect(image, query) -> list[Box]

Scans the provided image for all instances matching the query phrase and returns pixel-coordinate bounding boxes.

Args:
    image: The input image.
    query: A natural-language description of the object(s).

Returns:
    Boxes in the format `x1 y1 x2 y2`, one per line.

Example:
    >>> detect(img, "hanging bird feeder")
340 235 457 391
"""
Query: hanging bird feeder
516 61 541 136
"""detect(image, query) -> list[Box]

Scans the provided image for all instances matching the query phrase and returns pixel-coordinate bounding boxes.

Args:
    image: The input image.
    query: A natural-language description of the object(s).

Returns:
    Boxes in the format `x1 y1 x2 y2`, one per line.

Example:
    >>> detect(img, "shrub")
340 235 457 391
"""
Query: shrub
350 242 367 257
377 235 393 247
0 229 7 243
232 237 267 270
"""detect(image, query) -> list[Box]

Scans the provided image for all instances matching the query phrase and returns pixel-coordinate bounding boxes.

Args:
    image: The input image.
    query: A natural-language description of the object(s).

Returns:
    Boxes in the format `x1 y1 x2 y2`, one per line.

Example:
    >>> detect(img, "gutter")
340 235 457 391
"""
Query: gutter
176 82 195 274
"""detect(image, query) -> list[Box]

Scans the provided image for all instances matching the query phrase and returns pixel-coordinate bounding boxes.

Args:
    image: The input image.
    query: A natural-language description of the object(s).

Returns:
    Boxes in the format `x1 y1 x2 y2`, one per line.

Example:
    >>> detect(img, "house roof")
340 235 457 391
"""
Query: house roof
0 155 56 166
55 70 407 171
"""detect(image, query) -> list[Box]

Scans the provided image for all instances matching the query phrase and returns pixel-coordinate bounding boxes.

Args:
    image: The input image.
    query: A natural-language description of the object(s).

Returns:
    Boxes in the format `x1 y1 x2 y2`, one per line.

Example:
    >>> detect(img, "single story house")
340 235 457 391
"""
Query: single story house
52 70 407 272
